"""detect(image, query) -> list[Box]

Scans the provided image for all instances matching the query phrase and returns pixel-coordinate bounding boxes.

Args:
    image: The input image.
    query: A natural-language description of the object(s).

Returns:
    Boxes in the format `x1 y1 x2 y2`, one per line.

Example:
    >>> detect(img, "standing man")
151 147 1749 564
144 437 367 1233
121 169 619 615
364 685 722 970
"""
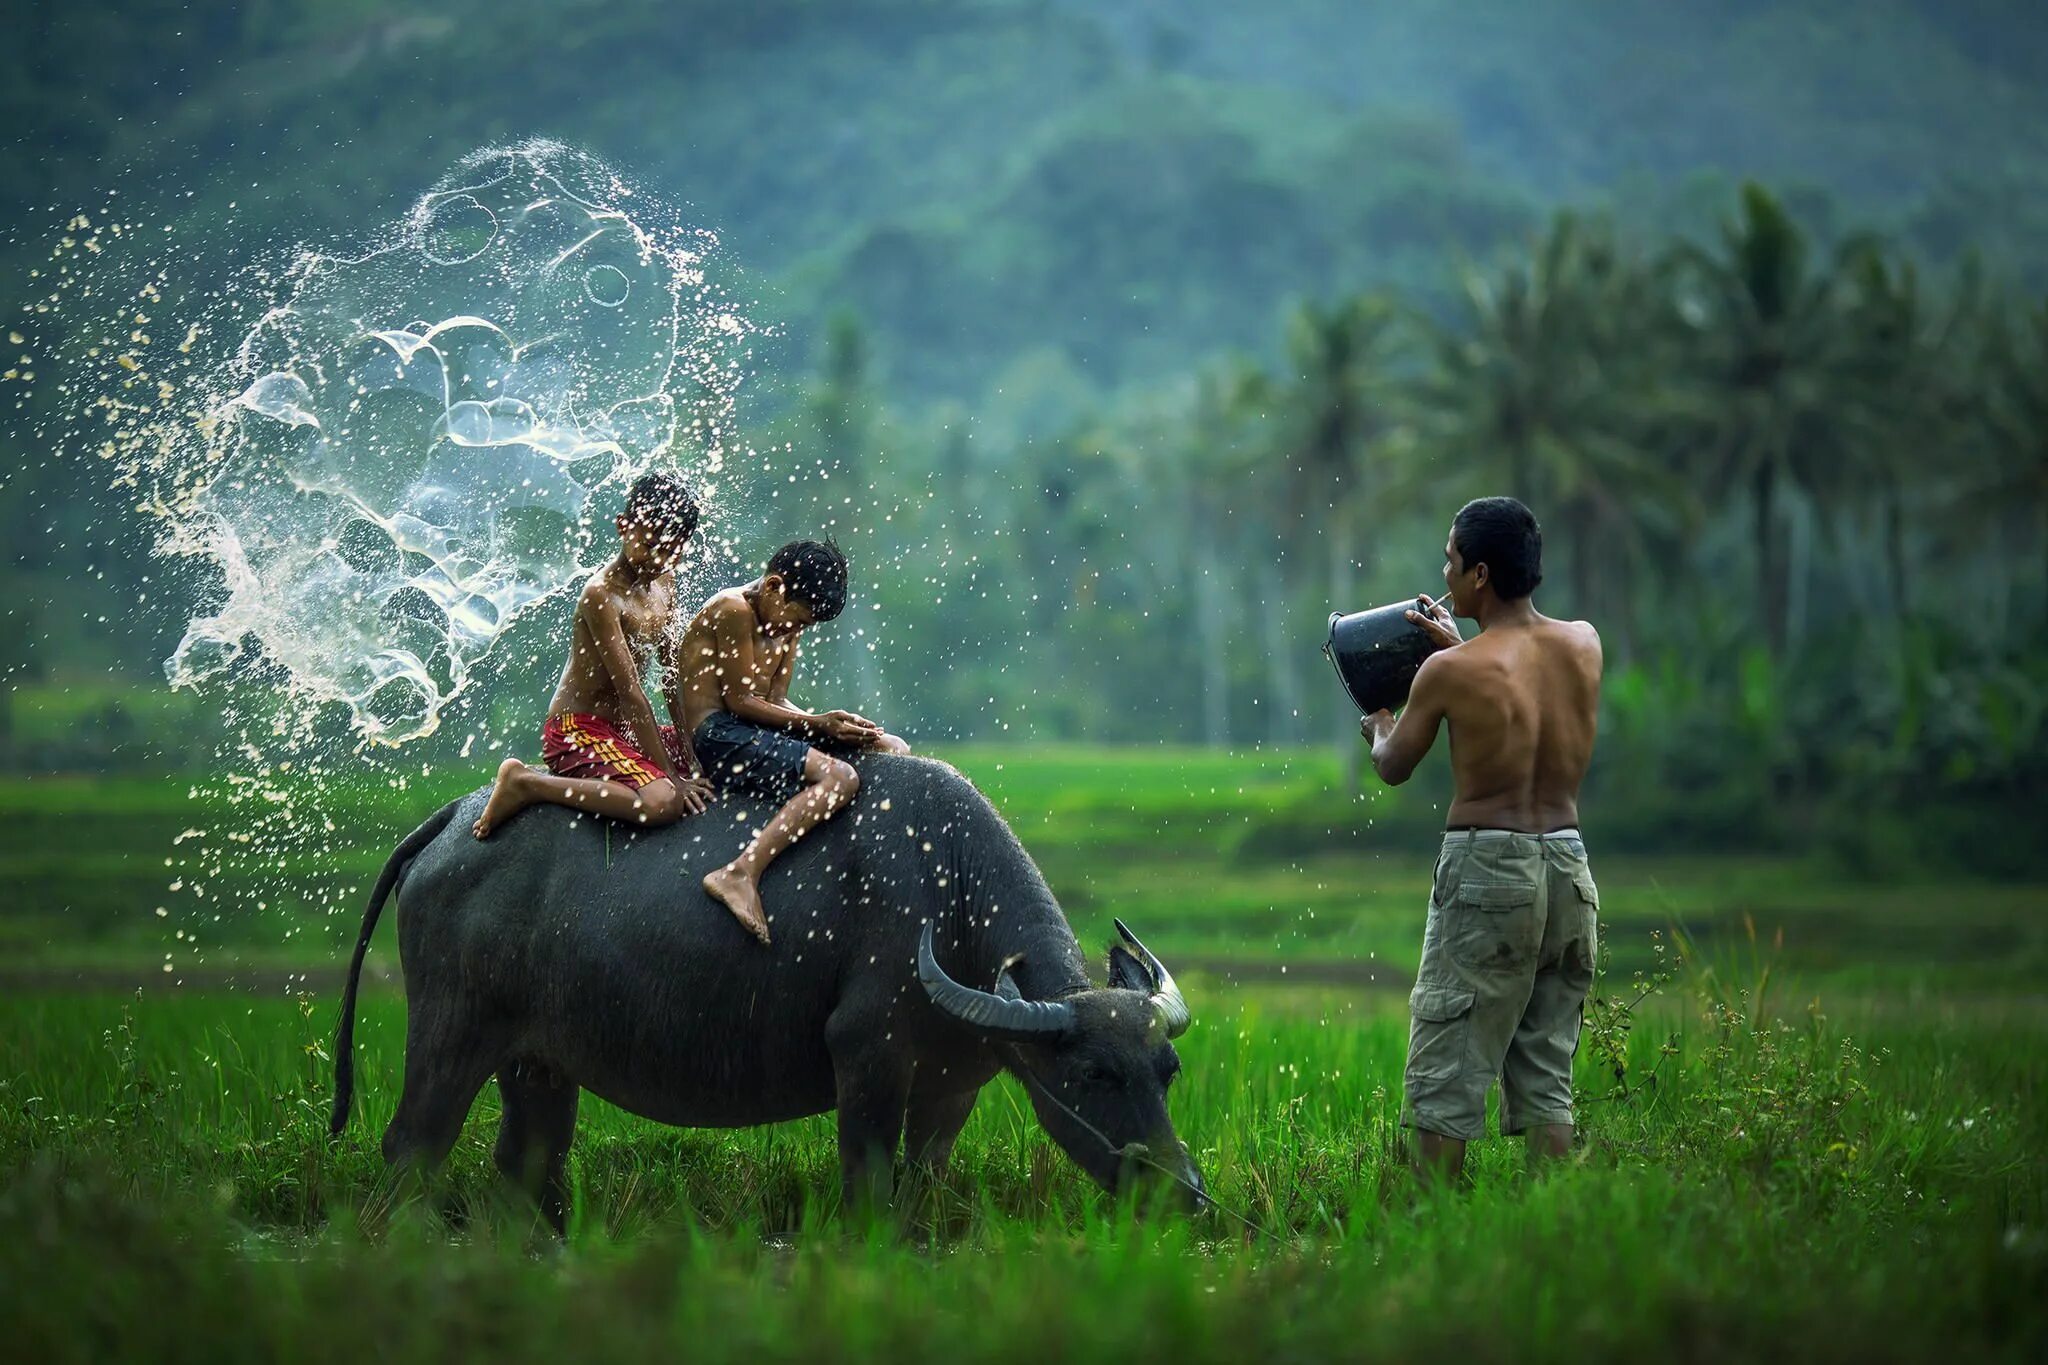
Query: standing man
1362 497 1603 1180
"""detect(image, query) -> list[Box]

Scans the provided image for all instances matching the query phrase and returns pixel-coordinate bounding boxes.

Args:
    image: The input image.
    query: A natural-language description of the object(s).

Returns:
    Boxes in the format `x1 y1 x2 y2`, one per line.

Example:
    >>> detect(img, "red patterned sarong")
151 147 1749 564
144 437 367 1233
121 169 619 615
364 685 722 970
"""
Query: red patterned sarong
540 711 694 790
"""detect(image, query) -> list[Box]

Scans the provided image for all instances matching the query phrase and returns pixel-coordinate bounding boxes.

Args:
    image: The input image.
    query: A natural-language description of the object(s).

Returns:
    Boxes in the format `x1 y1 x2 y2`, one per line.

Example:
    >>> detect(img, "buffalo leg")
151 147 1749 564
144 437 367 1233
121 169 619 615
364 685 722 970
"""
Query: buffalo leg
903 1084 978 1175
493 1060 580 1236
826 1019 912 1215
381 1008 500 1180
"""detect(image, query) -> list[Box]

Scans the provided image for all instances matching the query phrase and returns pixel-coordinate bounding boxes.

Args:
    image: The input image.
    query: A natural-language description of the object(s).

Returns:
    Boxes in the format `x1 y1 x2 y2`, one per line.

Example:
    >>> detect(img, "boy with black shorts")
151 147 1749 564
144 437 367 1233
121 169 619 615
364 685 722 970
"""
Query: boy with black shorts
673 539 908 944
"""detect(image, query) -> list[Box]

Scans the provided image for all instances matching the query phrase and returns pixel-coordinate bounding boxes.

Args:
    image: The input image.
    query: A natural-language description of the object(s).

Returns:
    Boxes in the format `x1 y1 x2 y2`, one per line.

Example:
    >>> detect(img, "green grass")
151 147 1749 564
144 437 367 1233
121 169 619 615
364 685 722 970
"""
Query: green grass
2 983 2043 1360
5 747 2046 991
2 745 2044 1356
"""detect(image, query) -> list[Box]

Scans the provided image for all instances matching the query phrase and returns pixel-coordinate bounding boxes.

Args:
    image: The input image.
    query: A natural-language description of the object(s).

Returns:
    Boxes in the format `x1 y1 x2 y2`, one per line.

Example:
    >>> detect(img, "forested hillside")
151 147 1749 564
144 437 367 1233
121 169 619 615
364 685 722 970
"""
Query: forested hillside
7 0 2048 399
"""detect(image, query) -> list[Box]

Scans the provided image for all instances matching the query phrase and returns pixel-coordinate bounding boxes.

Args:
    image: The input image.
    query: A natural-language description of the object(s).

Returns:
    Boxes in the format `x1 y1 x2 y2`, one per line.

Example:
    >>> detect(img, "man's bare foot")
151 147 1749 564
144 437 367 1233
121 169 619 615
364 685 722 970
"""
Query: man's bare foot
473 757 537 839
702 865 772 945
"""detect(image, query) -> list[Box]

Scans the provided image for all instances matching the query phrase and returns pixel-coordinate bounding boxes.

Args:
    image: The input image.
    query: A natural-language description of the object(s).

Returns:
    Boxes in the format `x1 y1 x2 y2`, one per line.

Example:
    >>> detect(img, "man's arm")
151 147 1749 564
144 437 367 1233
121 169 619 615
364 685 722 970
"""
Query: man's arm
1365 652 1453 787
581 584 674 779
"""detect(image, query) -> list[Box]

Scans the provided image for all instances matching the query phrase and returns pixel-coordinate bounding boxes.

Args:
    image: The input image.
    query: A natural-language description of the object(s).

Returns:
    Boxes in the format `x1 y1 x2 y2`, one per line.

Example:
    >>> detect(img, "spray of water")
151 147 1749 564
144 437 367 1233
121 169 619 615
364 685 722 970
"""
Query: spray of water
163 142 752 743
10 143 760 972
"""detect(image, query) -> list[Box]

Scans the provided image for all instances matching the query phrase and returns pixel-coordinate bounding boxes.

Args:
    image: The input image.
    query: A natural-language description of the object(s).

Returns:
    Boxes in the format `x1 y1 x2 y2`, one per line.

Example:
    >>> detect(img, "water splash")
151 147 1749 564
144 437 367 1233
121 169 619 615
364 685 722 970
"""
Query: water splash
157 141 753 742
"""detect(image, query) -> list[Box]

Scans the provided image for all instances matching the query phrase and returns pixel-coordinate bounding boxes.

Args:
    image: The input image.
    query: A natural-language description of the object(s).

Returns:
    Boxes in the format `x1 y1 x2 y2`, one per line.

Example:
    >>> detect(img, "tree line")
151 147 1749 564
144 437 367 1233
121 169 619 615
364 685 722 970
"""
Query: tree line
4 181 2041 868
767 183 2043 861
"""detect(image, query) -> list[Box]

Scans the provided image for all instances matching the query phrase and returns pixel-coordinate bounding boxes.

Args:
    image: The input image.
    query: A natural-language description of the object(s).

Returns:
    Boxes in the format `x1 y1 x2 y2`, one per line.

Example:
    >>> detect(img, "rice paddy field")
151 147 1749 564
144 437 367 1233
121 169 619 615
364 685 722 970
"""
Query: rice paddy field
3 747 2045 1361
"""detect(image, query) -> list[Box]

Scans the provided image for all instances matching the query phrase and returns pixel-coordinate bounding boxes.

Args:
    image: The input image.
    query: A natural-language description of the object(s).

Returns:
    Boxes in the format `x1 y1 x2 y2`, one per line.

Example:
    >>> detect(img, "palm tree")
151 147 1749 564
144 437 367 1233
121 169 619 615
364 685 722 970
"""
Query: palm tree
1977 297 2048 621
1242 295 1408 782
809 312 886 713
1833 243 1983 625
1414 213 1687 649
1666 184 1870 658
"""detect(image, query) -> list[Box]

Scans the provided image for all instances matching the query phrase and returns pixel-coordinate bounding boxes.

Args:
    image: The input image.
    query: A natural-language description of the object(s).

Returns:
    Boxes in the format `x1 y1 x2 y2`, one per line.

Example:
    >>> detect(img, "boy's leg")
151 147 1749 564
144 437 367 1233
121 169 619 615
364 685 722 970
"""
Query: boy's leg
702 748 860 945
474 757 684 838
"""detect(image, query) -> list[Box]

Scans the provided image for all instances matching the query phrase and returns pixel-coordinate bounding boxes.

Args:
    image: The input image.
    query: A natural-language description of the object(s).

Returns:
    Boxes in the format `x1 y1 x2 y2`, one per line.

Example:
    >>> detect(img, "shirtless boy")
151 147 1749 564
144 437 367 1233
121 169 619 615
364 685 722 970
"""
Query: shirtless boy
473 470 716 846
673 539 909 945
1361 496 1604 1181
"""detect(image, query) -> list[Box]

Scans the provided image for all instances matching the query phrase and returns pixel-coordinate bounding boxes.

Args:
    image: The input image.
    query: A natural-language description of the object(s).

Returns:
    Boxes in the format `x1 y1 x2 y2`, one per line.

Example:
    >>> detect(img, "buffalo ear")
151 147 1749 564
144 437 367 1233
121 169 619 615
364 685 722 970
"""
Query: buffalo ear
1107 943 1154 993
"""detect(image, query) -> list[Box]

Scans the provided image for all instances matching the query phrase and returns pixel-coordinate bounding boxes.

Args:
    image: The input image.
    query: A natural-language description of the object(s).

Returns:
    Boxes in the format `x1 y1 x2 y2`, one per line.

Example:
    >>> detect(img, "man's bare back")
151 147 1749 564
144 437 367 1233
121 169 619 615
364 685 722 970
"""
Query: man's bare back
1364 534 1603 830
1429 616 1601 831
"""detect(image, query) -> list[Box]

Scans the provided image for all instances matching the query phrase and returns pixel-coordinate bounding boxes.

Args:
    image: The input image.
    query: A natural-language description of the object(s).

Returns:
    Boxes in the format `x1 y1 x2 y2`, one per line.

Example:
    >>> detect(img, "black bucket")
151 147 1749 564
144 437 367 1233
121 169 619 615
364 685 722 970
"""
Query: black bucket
1323 601 1436 715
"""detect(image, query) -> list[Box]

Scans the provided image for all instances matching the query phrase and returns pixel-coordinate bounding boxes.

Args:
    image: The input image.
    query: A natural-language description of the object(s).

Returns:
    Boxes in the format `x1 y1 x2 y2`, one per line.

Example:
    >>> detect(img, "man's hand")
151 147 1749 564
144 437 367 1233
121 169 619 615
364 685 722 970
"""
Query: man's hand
674 774 714 816
1406 593 1462 651
1361 708 1397 745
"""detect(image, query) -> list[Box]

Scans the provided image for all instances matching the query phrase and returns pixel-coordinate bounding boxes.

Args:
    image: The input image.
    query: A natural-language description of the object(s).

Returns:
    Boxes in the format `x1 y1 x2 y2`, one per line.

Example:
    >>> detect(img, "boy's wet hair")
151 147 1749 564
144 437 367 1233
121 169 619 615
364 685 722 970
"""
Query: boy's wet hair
624 471 701 545
1453 496 1543 600
768 539 849 622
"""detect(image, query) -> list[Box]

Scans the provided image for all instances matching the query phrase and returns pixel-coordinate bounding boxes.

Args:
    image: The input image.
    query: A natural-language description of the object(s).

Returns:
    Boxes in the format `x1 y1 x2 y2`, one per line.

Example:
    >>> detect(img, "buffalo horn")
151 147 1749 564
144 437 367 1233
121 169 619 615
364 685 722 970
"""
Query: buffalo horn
1113 918 1191 1039
918 923 1074 1040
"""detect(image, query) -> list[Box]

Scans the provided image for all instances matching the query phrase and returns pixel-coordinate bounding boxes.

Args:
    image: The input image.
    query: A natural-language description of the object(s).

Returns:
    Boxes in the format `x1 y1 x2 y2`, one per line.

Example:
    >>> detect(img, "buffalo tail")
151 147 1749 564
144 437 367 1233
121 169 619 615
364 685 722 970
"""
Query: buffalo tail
328 798 460 1137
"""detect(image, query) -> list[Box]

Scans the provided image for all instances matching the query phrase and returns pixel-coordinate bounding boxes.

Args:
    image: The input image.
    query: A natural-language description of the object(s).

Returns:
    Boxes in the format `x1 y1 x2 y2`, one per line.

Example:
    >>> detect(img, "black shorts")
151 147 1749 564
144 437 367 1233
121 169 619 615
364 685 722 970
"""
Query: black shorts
692 712 853 806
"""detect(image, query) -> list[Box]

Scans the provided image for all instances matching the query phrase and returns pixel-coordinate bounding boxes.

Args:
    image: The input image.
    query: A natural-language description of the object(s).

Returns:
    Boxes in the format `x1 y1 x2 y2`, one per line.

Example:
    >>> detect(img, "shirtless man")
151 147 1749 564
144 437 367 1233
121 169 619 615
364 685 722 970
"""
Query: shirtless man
672 539 909 944
1361 496 1603 1181
472 470 715 846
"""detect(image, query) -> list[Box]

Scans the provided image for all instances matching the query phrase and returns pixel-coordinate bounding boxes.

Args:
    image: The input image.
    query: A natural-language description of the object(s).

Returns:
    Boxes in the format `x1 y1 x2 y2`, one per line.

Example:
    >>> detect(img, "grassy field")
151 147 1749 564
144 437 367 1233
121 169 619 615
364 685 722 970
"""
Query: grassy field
2 748 2045 1358
2 984 2043 1360
6 746 2046 991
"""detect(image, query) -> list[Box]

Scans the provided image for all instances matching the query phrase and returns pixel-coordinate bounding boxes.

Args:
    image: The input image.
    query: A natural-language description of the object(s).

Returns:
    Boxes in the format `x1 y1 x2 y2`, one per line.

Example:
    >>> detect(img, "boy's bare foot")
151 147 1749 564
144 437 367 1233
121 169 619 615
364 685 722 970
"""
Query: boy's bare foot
702 865 772 945
473 757 537 839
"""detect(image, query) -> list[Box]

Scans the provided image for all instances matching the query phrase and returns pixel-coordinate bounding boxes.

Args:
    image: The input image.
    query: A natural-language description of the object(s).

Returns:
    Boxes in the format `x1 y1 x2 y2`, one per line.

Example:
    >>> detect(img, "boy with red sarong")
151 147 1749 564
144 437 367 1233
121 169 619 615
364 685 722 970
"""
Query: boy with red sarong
472 472 719 887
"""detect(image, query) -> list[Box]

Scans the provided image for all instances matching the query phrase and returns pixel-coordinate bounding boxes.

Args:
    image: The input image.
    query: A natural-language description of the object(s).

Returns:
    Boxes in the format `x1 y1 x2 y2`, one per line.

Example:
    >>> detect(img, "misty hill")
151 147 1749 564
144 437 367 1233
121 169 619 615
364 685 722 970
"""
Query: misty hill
7 0 2048 402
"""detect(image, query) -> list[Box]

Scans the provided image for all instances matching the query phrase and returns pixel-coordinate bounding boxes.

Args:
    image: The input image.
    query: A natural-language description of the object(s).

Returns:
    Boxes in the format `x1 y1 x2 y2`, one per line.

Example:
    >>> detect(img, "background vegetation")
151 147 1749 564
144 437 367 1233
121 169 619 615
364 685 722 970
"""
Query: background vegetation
5 1 2046 874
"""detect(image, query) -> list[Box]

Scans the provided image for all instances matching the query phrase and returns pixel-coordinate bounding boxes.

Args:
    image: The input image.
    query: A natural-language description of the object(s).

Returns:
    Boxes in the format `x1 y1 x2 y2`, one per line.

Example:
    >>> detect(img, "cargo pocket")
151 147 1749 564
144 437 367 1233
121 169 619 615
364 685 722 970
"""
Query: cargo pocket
1567 872 1600 985
1405 982 1477 1083
1429 847 1460 908
1452 880 1542 972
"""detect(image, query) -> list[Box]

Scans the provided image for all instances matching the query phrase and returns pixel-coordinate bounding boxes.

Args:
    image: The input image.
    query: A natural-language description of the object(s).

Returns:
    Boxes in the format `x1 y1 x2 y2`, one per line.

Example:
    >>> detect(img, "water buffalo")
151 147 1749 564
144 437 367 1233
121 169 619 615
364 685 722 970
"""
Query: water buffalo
330 753 1202 1231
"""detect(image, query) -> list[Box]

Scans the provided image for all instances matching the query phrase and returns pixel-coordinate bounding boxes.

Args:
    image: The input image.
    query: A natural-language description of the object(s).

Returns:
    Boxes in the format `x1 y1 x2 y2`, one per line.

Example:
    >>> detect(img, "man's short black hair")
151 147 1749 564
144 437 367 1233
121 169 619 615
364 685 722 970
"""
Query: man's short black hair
1452 496 1543 600
624 471 700 545
768 539 849 622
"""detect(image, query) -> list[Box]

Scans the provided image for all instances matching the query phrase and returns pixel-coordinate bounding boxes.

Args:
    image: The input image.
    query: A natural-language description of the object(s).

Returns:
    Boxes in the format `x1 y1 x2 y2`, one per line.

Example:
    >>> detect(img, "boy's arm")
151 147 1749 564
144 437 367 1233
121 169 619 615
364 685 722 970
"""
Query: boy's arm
763 634 883 744
580 584 674 779
767 640 797 705
1365 652 1452 787
701 602 878 746
707 602 838 739
657 620 686 728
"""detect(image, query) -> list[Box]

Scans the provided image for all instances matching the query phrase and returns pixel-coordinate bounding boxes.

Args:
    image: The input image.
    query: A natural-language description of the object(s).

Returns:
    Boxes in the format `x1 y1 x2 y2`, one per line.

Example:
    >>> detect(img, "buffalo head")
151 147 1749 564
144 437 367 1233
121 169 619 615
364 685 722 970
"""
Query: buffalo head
917 920 1204 1209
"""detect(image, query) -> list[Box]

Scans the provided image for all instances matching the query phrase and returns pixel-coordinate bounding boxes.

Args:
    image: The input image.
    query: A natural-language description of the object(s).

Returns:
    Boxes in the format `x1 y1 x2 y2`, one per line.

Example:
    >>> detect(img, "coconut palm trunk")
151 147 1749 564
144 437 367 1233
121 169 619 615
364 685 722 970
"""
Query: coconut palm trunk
1193 540 1231 748
1330 513 1361 788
